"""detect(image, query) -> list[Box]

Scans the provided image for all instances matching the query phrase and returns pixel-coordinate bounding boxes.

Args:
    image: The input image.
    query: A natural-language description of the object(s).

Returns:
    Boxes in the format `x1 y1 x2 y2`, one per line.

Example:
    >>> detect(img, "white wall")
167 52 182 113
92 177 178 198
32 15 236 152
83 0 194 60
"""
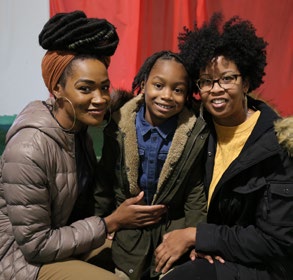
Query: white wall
0 0 49 115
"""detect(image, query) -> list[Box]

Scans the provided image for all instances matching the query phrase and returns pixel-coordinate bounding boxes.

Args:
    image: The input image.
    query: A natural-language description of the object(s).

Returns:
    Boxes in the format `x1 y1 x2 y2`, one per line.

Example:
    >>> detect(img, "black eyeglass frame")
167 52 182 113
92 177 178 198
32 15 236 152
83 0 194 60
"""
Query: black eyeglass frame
196 74 242 92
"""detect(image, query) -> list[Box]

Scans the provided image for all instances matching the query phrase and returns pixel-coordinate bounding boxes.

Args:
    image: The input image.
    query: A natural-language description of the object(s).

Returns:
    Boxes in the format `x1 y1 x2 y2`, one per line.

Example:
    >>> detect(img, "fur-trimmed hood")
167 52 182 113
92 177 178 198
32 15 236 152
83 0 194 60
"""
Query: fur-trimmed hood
275 117 293 157
112 94 197 196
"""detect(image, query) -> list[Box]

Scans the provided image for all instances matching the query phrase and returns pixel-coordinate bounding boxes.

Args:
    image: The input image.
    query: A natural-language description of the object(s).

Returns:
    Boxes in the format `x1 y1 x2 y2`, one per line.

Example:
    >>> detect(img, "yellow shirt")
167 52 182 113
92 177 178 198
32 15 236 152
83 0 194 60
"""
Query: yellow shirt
207 111 260 207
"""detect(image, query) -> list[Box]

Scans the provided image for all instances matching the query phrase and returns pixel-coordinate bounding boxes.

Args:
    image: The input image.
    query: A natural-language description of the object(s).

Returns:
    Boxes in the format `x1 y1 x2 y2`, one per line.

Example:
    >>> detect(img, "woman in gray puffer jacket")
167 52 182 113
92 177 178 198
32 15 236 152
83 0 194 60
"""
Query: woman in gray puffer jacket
0 11 165 280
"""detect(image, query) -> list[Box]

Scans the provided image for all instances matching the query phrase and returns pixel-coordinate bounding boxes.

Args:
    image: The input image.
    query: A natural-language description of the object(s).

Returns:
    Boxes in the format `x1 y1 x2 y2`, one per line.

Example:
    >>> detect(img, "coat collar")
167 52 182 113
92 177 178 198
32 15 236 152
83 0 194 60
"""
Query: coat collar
112 94 197 195
274 116 293 157
6 98 76 157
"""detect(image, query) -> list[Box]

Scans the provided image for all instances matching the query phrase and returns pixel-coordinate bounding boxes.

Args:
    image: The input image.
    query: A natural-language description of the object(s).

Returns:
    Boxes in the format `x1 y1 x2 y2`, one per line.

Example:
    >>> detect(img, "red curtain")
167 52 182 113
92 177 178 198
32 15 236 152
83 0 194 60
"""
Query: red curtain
50 0 293 116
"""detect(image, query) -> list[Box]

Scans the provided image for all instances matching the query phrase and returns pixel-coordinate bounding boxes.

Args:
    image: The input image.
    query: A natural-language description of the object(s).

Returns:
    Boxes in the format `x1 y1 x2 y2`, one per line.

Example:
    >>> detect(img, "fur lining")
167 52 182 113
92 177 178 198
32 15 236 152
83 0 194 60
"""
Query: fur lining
113 95 197 196
157 106 196 190
274 117 293 157
112 95 143 195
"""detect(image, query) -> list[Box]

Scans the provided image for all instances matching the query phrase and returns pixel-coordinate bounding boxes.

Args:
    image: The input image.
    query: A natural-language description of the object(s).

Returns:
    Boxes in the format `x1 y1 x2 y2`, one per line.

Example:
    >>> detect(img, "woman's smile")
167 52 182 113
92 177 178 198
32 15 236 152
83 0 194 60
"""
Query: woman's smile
87 106 107 116
210 98 227 109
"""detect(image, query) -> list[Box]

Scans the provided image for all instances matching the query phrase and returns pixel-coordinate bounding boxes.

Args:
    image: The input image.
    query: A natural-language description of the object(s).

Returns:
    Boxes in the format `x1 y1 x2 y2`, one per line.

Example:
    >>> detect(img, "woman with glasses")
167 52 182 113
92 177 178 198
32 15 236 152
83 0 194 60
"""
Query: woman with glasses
154 13 293 280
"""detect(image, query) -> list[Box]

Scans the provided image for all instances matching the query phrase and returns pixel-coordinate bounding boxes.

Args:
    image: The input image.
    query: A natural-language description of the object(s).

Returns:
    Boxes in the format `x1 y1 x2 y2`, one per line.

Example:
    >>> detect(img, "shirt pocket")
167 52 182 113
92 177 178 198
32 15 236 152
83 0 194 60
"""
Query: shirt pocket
158 144 169 165
157 151 168 171
266 183 293 226
157 151 168 161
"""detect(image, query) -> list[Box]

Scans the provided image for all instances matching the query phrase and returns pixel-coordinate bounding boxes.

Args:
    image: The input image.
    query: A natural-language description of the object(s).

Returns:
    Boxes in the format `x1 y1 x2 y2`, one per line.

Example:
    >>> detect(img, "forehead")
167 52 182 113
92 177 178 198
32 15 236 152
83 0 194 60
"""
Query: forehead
203 56 239 74
149 58 188 77
69 58 108 79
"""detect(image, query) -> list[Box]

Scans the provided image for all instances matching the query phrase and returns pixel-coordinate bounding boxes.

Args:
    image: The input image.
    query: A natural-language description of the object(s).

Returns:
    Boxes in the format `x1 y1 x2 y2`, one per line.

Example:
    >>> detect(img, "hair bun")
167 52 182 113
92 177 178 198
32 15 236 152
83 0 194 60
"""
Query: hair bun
39 10 119 56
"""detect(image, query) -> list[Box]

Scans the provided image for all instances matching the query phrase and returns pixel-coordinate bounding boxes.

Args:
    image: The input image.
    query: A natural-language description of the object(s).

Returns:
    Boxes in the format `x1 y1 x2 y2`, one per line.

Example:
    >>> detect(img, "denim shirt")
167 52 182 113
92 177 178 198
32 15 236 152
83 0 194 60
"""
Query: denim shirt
136 105 177 204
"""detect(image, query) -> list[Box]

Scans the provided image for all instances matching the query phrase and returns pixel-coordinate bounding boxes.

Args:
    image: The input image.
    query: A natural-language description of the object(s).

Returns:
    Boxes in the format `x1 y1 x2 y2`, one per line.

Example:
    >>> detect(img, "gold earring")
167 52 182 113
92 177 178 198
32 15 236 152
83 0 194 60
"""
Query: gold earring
97 107 112 129
53 96 76 132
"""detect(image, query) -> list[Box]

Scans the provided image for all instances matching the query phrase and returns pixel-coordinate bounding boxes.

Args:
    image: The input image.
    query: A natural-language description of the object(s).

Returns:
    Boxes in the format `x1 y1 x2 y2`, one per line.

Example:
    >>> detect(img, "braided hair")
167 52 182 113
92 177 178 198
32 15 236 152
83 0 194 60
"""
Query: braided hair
40 11 119 93
178 12 268 93
132 50 197 107
39 10 119 56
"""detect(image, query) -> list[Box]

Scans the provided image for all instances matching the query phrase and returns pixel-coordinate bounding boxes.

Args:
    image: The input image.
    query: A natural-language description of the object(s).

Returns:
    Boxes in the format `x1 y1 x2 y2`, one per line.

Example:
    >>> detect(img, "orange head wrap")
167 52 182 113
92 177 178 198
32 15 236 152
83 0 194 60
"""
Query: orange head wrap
41 50 75 94
40 11 119 94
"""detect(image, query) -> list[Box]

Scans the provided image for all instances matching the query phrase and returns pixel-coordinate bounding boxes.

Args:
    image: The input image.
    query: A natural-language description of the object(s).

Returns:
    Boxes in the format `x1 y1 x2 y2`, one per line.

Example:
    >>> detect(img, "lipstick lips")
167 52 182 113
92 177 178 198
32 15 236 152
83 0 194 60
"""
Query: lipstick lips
88 107 107 116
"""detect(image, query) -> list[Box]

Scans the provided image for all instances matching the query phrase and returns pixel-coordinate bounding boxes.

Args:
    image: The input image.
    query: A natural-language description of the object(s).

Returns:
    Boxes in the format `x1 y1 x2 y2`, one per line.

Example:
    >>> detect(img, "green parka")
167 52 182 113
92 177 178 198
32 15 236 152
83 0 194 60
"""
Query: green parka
95 95 209 279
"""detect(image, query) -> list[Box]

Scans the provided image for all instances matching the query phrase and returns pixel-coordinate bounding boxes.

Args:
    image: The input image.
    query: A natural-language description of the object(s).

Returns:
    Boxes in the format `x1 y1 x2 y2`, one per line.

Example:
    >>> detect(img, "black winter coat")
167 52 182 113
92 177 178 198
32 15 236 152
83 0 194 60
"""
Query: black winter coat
195 97 293 280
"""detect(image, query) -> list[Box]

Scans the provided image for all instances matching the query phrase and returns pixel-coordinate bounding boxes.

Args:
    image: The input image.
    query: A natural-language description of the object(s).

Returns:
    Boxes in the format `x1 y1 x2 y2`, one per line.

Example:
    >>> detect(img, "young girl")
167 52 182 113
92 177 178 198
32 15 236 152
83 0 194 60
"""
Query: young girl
95 50 209 280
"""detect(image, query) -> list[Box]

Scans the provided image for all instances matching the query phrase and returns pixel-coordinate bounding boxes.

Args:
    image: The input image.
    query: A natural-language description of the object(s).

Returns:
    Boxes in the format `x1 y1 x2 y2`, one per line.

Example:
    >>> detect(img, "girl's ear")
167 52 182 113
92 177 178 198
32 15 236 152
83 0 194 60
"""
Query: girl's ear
140 81 145 93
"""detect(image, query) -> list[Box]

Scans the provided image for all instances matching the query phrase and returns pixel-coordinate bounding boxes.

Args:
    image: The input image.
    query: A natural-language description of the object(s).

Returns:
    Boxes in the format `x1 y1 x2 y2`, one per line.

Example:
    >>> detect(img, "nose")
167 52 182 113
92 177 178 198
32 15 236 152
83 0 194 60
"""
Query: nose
92 90 110 105
210 79 224 93
161 88 173 100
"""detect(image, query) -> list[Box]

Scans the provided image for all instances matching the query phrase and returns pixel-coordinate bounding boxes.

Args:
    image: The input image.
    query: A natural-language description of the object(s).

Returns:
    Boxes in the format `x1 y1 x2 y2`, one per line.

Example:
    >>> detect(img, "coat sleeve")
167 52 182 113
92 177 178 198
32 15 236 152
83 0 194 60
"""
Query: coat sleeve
2 130 107 263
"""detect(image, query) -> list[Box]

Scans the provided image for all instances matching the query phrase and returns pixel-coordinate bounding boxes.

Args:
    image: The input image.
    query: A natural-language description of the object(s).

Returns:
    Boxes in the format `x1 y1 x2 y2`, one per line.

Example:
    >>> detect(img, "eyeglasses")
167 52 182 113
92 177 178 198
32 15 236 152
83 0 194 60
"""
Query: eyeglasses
196 74 242 92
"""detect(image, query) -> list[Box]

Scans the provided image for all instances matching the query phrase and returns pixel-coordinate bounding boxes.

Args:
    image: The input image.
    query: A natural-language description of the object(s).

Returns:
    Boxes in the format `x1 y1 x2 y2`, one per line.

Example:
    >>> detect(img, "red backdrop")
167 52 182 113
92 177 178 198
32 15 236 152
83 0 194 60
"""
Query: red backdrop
50 0 293 116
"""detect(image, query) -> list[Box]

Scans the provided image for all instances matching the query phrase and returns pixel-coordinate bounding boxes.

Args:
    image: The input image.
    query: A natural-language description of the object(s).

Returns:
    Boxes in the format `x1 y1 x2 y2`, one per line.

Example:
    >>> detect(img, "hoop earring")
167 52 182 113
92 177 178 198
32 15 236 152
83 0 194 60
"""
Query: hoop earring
244 92 248 113
53 96 76 132
97 107 112 129
199 102 205 117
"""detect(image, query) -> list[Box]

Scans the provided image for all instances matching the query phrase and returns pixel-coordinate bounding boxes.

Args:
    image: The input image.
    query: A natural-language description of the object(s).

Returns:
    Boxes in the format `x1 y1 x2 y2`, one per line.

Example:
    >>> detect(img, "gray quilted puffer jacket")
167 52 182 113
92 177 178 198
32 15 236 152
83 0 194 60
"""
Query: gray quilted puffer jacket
0 99 107 280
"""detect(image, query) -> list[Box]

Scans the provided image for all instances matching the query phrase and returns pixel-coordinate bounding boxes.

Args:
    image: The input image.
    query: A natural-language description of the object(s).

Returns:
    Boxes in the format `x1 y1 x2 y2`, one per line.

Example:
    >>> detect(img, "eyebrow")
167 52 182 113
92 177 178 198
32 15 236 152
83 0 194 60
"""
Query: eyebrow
152 76 187 84
200 71 238 77
75 78 110 85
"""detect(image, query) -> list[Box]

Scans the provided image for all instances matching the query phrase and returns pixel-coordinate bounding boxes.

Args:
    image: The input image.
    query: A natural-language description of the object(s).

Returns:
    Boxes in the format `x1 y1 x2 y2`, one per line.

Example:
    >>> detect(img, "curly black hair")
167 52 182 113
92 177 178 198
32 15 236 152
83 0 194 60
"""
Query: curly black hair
39 10 119 56
132 50 197 107
178 12 268 93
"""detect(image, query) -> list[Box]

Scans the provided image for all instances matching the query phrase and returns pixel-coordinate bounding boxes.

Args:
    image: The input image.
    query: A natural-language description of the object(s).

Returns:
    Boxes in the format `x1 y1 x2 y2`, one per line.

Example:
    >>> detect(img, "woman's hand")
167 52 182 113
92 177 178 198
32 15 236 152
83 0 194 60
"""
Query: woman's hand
104 191 166 233
155 227 196 274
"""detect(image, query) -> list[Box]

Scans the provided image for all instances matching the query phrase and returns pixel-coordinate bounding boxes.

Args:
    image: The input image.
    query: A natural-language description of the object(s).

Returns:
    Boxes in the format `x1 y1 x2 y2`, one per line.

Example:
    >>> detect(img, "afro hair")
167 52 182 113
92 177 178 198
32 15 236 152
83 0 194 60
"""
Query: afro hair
178 12 268 93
